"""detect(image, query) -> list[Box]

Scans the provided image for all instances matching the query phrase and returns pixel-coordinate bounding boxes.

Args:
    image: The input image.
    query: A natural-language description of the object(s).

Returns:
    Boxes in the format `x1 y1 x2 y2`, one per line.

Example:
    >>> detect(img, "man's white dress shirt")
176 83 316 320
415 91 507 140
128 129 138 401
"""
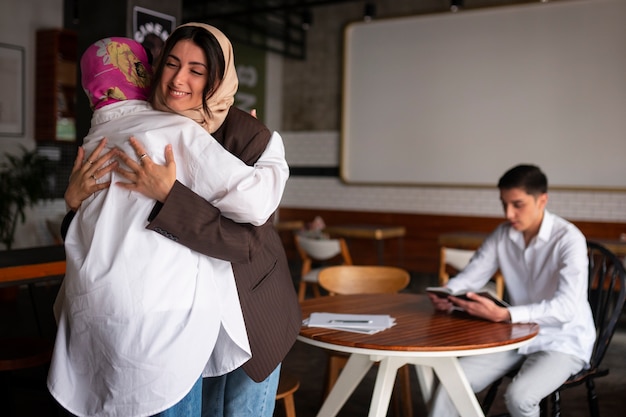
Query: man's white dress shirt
446 210 595 364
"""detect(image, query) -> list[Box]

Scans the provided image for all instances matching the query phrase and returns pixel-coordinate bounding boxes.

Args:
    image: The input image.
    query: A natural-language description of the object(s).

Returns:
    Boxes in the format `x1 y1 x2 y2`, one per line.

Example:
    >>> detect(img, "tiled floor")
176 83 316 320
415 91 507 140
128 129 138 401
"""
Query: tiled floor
3 279 626 417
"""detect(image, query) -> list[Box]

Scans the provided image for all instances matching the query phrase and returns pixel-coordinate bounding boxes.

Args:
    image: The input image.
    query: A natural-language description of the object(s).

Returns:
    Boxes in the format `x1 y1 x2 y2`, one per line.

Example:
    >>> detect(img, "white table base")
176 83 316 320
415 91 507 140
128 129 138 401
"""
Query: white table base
316 353 485 417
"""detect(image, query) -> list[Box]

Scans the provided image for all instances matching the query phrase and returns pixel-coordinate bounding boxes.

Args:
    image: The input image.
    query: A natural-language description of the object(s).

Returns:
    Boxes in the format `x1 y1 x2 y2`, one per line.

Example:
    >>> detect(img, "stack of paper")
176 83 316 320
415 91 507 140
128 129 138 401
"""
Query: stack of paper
304 312 396 334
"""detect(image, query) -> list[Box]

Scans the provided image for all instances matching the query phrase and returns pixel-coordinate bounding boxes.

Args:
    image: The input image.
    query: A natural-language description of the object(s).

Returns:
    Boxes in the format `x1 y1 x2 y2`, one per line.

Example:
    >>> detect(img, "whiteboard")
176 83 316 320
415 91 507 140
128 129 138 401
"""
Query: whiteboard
341 0 626 189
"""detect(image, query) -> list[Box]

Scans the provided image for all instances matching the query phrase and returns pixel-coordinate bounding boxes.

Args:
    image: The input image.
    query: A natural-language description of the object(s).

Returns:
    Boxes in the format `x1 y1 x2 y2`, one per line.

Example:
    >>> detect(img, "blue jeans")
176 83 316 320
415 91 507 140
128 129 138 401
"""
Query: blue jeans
202 364 281 417
154 376 202 417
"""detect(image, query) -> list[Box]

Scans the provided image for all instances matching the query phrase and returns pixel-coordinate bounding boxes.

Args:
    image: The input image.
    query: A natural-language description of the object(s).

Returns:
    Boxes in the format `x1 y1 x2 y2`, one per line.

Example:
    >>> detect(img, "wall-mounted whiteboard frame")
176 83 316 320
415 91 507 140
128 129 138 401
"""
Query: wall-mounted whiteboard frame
341 0 626 190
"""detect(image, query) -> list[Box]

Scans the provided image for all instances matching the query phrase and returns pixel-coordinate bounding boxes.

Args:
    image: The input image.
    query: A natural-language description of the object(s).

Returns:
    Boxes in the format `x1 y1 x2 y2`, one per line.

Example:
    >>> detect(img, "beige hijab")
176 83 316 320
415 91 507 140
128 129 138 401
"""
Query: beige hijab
153 22 238 134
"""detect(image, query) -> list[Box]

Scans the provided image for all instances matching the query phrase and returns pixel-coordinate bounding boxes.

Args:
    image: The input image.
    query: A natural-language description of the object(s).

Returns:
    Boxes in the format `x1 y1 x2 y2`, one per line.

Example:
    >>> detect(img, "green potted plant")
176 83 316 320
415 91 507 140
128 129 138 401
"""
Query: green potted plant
0 146 50 301
0 146 51 250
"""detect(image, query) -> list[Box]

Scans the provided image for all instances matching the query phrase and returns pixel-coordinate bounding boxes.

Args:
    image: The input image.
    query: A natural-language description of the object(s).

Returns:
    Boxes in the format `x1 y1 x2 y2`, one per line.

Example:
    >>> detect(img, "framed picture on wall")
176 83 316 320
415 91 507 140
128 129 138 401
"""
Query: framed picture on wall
0 43 24 136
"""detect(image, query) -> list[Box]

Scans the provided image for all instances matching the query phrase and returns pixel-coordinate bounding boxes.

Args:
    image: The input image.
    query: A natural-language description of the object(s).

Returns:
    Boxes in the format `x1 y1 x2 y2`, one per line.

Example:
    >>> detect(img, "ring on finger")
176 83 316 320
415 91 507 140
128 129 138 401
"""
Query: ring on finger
91 174 97 181
87 159 94 165
139 153 148 160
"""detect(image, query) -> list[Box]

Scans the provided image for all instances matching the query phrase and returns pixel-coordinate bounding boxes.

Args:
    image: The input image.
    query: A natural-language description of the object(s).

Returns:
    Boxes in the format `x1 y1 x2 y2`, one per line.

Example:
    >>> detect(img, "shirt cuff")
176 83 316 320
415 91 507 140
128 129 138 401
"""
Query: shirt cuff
507 306 530 324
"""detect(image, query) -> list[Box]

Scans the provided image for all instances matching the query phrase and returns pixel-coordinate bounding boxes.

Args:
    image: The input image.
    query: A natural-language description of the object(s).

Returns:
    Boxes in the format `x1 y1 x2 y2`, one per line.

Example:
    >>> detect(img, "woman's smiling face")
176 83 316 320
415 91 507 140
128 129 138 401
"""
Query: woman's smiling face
159 39 208 112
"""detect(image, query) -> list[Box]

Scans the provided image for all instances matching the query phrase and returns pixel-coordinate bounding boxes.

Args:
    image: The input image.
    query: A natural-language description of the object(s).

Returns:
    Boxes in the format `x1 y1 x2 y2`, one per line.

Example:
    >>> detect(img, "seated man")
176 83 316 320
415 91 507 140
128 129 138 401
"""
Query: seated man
428 164 595 417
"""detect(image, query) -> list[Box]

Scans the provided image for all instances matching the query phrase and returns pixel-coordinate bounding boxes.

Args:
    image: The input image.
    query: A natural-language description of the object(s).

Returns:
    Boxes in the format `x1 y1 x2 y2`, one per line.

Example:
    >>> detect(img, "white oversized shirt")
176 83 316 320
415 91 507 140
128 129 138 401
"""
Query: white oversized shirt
48 101 289 417
446 210 595 364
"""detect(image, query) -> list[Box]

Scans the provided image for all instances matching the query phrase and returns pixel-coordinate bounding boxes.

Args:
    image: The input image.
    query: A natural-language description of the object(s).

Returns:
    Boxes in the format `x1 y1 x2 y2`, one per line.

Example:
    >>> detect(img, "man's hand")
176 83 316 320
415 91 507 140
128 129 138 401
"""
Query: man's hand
115 136 176 203
428 292 455 312
449 292 511 322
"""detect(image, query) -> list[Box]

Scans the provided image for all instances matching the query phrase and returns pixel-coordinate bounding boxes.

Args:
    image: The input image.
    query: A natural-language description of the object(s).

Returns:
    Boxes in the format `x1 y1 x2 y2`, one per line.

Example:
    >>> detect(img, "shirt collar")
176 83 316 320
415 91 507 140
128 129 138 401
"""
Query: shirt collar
91 100 152 125
536 209 554 243
507 209 553 248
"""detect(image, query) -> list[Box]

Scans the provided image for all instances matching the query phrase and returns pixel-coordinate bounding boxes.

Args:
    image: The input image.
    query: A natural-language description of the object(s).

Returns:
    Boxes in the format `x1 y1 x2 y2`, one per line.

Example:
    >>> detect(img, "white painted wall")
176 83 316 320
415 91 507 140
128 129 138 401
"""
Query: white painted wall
0 0 64 156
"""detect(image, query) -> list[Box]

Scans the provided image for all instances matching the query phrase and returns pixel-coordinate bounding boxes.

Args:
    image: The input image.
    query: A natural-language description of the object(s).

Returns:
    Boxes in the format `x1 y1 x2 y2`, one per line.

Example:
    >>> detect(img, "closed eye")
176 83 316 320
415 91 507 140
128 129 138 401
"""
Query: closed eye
164 55 180 69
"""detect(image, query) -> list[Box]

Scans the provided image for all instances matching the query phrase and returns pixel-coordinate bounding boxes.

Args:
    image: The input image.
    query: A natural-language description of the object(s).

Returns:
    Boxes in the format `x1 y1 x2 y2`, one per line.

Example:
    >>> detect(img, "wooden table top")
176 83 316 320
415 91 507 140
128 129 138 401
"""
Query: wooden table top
0 245 66 288
274 220 305 232
299 293 538 353
325 225 407 240
437 232 489 249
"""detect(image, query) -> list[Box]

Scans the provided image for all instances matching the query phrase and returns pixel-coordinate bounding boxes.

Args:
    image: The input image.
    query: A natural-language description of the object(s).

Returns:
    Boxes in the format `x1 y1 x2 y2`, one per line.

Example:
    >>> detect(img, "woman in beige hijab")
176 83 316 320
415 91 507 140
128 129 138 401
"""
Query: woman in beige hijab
115 23 301 417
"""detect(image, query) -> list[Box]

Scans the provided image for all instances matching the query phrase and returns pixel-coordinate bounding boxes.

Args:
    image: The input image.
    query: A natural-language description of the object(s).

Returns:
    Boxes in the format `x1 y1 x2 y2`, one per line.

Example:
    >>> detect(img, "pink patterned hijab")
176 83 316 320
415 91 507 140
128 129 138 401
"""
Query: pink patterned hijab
81 37 152 110
152 23 239 134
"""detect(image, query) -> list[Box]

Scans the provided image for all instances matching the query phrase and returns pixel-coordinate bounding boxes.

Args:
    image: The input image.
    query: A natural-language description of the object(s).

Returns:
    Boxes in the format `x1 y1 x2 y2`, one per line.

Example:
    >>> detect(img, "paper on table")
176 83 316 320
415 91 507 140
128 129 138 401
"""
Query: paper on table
305 312 396 334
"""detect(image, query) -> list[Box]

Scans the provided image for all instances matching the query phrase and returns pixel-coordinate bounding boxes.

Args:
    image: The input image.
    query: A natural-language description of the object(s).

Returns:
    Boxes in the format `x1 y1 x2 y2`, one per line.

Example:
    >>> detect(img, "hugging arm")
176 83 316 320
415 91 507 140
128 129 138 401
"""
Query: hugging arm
143 116 283 263
61 184 261 264
116 131 288 226
61 138 262 264
147 181 263 263
65 138 118 211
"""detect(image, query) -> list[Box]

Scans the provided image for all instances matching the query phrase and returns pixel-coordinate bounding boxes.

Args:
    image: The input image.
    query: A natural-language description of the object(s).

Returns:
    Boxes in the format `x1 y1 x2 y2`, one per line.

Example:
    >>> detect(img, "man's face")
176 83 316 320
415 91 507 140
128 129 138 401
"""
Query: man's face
500 187 547 235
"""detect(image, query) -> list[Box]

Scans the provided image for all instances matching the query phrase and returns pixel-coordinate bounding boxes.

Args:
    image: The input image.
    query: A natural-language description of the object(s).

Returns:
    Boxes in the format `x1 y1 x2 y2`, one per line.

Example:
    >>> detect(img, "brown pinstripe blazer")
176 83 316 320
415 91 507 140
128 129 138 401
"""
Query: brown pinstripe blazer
147 107 302 382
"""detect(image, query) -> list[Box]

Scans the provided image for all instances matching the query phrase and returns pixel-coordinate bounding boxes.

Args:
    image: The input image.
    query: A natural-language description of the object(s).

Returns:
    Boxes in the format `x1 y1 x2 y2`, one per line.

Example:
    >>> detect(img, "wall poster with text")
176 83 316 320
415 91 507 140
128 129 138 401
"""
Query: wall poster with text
132 6 176 64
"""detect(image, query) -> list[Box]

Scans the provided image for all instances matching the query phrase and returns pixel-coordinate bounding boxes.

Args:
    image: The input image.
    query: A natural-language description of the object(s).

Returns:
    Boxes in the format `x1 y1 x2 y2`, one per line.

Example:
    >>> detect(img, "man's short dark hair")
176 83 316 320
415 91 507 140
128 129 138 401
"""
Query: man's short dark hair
497 164 548 196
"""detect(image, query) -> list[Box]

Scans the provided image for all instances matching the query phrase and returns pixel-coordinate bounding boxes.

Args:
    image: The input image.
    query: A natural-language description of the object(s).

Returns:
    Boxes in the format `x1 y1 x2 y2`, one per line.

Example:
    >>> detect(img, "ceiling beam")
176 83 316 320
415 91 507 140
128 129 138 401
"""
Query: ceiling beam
184 0 360 19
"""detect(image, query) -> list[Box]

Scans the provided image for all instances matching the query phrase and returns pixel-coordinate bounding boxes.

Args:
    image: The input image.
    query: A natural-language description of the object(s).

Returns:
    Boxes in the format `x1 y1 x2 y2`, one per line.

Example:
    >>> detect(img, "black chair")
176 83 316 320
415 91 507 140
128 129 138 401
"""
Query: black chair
482 240 626 417
0 245 65 416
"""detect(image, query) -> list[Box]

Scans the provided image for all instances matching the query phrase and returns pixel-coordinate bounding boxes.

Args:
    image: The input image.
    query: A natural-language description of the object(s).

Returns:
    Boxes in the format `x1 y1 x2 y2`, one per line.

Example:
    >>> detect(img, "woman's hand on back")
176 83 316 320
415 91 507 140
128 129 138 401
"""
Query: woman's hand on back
115 136 176 203
65 138 118 211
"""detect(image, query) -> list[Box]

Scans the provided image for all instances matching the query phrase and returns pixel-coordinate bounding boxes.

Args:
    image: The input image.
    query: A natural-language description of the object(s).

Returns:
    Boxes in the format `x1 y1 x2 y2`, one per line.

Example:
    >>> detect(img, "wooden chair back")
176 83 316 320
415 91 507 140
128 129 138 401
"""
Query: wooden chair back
586 241 626 371
438 247 475 284
294 234 353 301
318 265 410 295
439 246 505 299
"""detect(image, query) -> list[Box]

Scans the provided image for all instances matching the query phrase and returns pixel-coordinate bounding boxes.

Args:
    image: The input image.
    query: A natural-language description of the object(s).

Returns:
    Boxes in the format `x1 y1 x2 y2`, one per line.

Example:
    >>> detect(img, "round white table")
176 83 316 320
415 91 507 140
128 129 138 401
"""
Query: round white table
298 293 538 417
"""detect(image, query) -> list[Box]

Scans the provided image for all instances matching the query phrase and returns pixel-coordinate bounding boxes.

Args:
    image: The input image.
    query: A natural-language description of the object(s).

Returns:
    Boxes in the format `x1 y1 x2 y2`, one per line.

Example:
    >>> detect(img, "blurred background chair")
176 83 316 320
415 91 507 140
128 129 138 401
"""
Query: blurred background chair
317 265 412 417
439 246 505 299
294 234 352 302
0 245 65 416
481 240 626 417
319 265 410 296
275 370 300 417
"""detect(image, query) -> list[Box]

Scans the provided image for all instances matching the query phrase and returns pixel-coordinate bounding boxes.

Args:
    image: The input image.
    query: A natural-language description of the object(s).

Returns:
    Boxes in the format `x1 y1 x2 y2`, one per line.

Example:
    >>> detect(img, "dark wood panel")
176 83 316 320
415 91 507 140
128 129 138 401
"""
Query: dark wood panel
35 29 77 142
278 207 626 274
